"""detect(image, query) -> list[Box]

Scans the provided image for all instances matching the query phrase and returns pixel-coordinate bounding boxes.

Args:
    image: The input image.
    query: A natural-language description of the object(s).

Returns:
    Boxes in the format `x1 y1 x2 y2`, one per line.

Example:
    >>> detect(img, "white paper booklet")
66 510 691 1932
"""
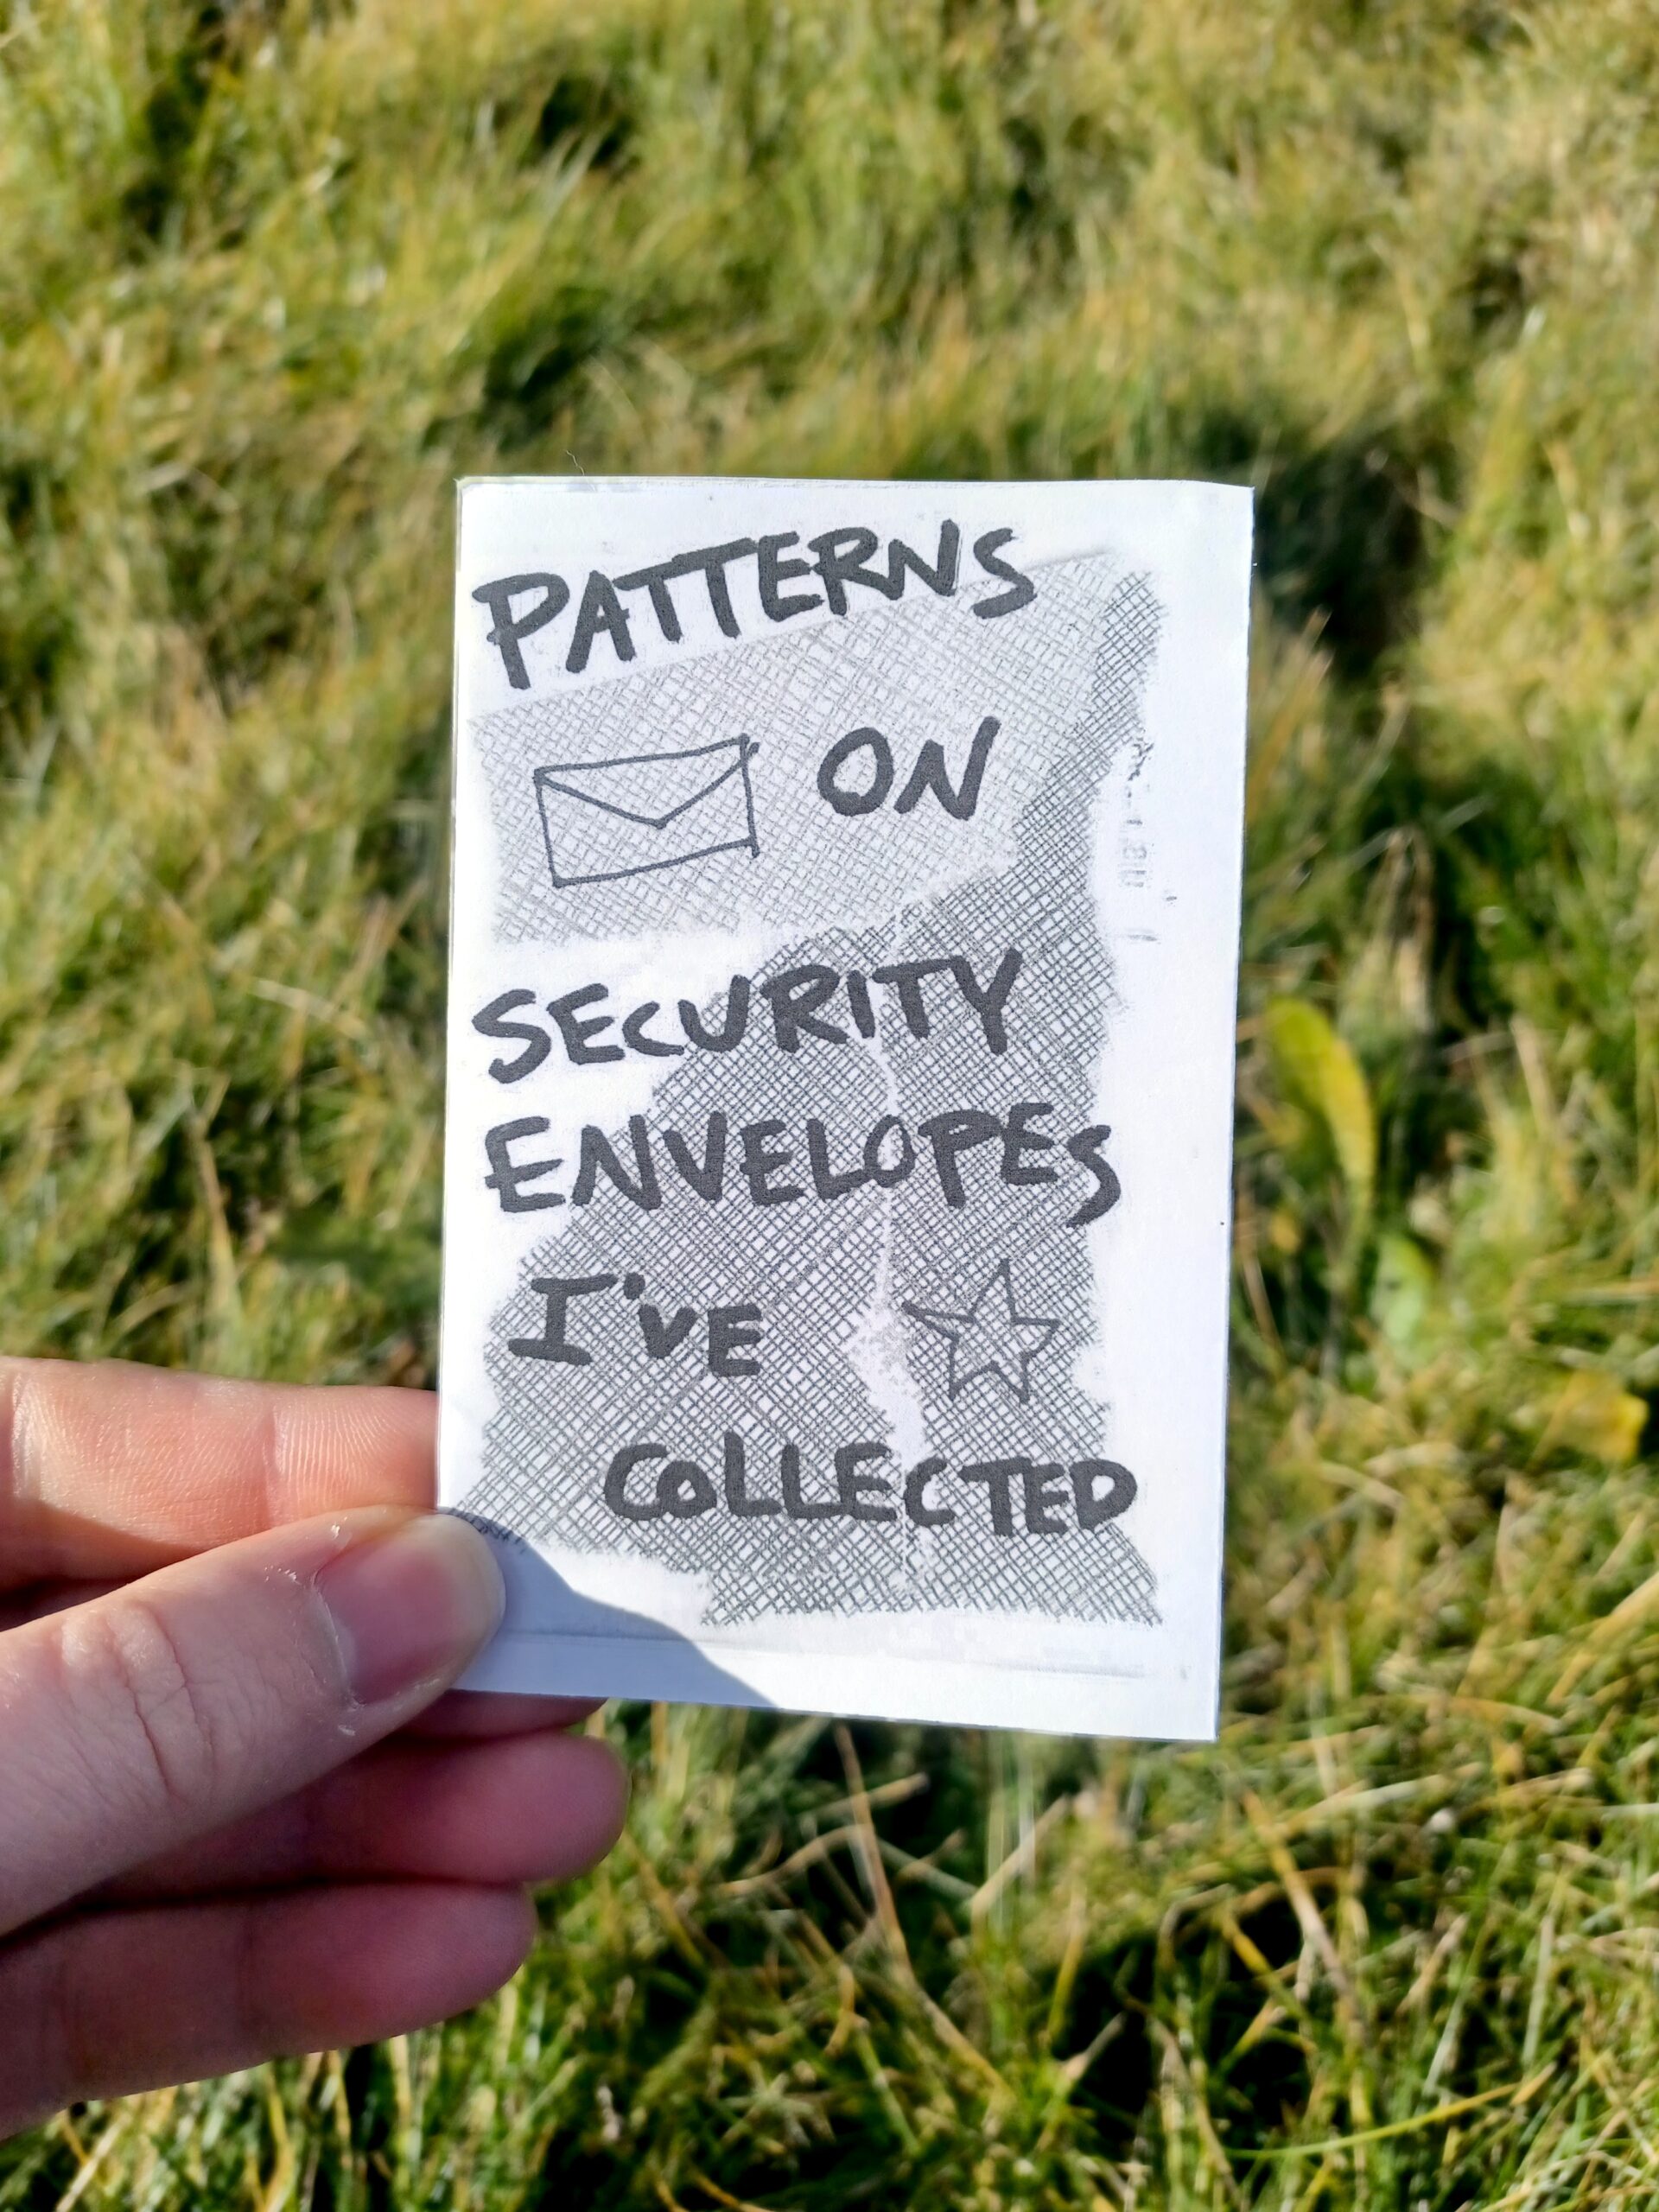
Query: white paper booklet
440 477 1250 1738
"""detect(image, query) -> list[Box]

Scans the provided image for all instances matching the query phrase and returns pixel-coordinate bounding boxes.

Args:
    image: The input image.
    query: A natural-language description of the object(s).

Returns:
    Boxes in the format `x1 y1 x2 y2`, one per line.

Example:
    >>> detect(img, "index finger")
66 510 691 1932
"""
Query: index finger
0 1357 435 1589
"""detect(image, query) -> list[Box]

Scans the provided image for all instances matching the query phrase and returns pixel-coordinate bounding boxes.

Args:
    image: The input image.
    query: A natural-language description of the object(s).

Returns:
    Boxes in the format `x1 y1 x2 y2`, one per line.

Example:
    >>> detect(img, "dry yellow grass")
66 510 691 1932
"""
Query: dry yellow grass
5 1 1659 2203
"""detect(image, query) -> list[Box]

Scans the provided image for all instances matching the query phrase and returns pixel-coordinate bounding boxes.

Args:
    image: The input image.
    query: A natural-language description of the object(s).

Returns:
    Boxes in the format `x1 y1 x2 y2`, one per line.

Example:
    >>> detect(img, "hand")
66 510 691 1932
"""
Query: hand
0 1357 627 2135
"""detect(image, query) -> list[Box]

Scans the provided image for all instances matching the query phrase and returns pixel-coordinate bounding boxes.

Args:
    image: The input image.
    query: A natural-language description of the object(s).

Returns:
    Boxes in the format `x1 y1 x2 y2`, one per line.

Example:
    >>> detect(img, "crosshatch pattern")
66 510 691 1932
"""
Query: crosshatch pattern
533 737 760 889
473 563 1113 943
461 563 1166 1630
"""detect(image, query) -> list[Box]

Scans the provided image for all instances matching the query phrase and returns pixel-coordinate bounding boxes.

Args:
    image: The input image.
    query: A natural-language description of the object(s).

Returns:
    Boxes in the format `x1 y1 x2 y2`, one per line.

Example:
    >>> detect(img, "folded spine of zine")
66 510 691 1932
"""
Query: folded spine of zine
441 477 1250 1739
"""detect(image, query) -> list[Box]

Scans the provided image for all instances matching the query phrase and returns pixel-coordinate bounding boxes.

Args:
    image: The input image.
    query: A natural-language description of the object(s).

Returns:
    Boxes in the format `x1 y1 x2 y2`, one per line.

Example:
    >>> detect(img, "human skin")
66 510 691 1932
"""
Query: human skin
0 1357 628 2136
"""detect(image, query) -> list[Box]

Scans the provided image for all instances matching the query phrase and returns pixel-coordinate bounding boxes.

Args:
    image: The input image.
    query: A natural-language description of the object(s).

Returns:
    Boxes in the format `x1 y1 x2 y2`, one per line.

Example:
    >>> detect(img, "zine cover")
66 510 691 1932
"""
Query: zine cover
441 477 1251 1738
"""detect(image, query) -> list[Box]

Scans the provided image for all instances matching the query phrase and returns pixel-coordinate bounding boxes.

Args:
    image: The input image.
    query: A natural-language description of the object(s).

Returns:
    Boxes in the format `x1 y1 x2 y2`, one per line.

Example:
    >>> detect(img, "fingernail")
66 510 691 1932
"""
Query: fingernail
316 1514 505 1707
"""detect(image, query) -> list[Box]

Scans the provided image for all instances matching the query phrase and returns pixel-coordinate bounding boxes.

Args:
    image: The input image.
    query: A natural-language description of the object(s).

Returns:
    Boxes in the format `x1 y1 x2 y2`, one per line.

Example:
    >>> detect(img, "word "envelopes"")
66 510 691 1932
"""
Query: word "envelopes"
442 476 1250 1740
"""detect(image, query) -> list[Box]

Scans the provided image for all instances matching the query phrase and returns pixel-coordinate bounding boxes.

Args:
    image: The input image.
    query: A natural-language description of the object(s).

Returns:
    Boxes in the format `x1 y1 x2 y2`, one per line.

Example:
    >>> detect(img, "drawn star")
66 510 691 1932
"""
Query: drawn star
900 1258 1062 1405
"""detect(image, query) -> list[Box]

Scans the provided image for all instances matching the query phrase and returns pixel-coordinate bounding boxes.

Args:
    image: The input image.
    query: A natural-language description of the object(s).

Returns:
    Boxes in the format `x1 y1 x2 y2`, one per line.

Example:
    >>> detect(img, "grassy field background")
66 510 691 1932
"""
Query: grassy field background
4 0 1659 2202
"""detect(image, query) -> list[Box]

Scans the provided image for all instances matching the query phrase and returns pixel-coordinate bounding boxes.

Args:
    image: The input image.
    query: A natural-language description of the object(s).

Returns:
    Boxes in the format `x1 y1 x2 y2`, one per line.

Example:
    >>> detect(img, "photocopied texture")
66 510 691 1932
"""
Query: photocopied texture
442 479 1250 1738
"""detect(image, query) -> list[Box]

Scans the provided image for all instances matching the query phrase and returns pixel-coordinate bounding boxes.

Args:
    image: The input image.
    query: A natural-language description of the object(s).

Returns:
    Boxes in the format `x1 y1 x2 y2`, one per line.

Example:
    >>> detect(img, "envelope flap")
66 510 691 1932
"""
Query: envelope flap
537 740 752 830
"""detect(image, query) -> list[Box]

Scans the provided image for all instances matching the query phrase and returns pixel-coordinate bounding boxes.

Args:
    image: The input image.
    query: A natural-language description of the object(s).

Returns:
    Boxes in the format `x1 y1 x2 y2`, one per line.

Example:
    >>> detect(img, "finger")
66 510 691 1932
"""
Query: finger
0 1582 599 1729
409 1689 604 1738
1 1576 146 1630
0 1883 535 2136
0 1507 503 1936
0 1356 435 1588
103 1729 628 1897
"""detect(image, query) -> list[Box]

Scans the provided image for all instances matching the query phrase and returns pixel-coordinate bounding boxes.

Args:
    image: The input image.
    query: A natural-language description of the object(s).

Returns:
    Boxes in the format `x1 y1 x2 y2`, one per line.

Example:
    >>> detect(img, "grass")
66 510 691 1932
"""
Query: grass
3 0 1659 2202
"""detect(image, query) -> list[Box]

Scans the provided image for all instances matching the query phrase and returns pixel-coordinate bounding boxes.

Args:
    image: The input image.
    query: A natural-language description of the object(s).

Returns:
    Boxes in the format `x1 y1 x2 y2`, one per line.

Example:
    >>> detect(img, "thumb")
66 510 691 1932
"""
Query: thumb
0 1509 504 1938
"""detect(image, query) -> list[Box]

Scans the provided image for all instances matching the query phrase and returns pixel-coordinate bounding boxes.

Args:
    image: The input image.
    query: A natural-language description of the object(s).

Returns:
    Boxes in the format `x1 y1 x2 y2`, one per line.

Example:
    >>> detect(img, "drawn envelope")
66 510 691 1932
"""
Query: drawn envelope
448 474 1253 1742
533 735 760 890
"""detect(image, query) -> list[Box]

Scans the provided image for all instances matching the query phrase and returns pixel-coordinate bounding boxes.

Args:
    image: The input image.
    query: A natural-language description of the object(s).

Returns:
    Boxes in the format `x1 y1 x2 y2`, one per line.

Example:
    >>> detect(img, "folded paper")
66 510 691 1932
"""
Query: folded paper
442 476 1250 1739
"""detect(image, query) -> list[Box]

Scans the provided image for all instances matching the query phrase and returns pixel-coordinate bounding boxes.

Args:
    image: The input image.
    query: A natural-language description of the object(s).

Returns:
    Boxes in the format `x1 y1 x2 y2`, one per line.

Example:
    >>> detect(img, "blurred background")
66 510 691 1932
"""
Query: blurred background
3 1 1658 2203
